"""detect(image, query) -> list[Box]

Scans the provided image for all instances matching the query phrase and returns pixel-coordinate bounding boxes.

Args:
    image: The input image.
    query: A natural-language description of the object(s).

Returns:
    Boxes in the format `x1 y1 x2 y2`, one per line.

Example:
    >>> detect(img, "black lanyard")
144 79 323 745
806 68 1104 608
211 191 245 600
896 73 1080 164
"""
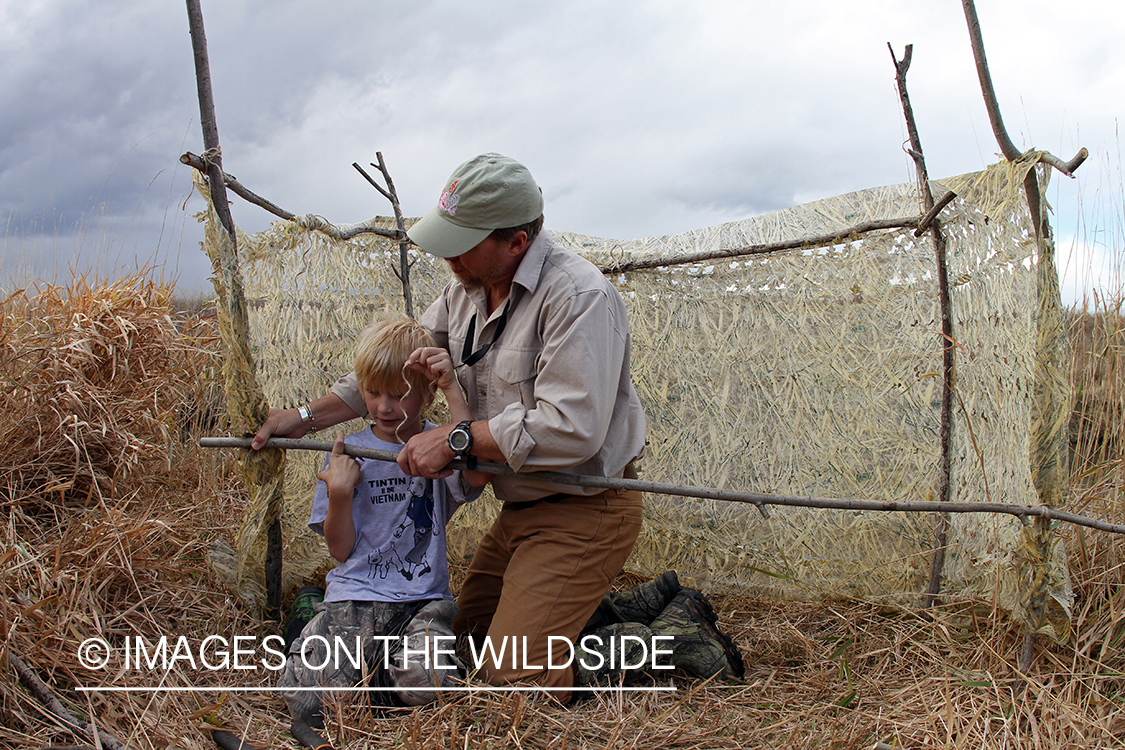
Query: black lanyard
461 297 513 367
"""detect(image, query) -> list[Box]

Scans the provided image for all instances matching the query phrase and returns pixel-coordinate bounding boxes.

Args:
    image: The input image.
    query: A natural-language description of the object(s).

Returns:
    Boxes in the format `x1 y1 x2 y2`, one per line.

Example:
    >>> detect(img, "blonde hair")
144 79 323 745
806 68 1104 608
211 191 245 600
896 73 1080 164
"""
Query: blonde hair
354 313 437 400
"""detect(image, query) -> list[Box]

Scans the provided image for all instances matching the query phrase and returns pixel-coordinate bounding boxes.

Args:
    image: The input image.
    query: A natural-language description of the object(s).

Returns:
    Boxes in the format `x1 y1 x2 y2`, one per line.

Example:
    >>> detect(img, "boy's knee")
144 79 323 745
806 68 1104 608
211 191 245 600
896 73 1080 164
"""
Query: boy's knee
391 628 464 705
411 598 457 629
391 603 462 706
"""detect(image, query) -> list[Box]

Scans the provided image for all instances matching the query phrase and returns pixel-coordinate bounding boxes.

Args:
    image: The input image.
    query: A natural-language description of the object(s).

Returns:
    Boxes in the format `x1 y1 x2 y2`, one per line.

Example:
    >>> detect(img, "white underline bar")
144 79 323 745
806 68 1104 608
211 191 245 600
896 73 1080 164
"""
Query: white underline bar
75 685 678 693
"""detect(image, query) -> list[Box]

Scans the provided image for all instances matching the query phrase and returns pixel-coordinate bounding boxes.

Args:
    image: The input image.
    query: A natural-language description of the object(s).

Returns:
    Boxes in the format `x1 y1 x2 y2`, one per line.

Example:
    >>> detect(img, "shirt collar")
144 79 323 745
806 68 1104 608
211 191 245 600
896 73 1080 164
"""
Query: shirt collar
510 231 552 297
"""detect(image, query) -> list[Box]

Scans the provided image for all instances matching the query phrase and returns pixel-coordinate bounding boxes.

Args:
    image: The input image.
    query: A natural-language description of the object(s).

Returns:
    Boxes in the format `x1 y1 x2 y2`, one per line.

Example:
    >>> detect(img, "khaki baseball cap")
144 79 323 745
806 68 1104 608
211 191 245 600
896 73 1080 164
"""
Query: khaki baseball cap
407 153 544 258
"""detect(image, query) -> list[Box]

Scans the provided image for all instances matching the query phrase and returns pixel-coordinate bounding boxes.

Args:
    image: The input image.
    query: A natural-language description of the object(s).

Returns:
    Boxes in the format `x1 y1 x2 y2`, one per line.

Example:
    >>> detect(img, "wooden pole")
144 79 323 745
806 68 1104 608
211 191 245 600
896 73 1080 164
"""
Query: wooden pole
199 437 1125 536
185 0 233 244
889 43 956 609
597 217 920 274
959 0 1083 673
186 0 283 621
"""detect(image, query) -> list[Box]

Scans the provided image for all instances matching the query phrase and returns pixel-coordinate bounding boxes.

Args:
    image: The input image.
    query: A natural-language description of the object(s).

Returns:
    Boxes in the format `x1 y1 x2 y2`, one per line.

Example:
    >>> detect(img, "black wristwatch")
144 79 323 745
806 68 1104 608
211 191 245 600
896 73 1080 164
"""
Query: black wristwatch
448 420 474 457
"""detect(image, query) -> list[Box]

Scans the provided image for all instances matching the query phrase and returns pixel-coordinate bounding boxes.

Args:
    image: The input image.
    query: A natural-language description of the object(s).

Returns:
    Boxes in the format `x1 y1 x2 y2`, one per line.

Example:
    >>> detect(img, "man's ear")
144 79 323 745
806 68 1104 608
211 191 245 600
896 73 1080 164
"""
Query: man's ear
505 230 530 257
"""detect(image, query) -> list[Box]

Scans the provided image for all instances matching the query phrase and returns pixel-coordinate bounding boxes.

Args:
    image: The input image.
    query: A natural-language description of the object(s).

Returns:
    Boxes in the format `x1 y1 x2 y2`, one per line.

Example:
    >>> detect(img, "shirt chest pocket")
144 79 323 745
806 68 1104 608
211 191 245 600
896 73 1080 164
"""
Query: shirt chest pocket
488 350 538 413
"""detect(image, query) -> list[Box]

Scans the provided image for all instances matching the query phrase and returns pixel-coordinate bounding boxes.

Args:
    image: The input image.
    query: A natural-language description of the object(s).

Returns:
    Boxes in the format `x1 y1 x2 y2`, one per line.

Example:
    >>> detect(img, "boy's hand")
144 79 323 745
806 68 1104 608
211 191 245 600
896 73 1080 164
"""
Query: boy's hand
317 434 362 494
405 346 458 392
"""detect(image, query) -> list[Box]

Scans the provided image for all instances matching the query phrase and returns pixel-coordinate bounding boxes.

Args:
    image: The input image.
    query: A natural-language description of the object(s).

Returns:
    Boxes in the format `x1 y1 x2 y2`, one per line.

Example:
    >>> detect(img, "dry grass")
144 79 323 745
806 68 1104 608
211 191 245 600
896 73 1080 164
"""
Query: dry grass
3 277 1125 749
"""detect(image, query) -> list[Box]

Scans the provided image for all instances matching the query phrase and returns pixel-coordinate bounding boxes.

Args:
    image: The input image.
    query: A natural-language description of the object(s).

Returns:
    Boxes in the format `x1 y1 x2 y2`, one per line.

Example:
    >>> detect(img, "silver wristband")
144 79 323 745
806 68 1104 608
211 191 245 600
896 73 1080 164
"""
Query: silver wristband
297 404 315 425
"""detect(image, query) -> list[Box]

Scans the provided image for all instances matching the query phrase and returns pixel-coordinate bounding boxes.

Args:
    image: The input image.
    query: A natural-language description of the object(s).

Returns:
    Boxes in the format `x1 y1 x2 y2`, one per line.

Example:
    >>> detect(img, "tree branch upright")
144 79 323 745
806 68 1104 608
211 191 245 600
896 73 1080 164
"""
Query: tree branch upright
186 0 284 621
960 0 1084 673
353 153 415 318
889 43 957 610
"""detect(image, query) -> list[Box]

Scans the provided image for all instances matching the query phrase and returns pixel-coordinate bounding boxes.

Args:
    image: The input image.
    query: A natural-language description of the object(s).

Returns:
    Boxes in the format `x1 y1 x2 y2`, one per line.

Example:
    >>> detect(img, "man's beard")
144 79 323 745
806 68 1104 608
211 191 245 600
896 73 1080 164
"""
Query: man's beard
452 271 485 291
447 263 487 291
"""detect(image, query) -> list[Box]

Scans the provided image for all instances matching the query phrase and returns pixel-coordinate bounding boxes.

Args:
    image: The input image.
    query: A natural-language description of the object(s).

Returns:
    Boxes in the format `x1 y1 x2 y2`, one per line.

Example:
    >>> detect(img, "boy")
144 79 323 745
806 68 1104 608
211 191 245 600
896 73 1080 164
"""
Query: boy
278 313 488 724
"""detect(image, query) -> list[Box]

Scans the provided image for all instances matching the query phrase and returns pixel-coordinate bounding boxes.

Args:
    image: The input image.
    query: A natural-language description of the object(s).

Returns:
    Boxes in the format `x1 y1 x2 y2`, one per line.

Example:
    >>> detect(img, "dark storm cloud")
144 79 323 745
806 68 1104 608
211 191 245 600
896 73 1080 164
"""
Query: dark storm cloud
1 0 1121 299
0 1 197 230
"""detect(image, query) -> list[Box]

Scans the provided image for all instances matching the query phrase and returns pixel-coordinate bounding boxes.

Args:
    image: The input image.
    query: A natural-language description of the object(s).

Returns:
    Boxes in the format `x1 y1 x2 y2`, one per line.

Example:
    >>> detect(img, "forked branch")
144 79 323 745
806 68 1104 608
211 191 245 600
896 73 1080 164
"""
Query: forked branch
961 0 1087 176
960 0 1080 673
354 153 415 317
181 151 401 241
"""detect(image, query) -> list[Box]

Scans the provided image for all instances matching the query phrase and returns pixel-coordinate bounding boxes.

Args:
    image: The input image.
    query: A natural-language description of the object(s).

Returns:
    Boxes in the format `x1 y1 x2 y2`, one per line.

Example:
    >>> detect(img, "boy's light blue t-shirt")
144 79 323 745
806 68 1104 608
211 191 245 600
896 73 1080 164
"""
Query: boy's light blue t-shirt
310 422 481 603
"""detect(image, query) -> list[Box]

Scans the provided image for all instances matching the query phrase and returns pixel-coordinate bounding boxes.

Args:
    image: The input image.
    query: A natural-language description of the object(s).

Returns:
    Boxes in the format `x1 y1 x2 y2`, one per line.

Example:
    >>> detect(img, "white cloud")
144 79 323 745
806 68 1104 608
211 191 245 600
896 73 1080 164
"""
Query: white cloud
1060 233 1124 308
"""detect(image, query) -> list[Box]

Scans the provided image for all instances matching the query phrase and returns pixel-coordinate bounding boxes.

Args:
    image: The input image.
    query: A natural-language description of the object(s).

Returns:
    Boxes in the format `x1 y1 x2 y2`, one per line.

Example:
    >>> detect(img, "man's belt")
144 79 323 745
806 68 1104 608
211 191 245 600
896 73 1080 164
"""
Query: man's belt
503 491 572 511
502 462 639 510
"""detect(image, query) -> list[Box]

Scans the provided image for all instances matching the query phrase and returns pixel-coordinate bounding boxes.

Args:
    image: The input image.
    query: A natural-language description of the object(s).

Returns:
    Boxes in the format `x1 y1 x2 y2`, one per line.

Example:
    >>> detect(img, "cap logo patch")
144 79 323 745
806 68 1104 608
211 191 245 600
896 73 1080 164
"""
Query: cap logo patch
438 180 460 216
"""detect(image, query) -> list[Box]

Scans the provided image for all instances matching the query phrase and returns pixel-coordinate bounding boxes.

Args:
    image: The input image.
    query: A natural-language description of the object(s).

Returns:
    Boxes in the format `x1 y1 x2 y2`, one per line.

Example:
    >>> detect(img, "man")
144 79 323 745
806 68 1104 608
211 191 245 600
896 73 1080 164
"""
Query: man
254 153 741 698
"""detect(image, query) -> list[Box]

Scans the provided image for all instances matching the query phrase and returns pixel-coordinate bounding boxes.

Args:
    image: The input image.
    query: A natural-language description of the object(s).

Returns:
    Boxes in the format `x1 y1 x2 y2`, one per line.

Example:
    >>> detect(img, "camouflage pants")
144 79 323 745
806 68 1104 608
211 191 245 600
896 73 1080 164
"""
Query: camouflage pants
278 598 462 723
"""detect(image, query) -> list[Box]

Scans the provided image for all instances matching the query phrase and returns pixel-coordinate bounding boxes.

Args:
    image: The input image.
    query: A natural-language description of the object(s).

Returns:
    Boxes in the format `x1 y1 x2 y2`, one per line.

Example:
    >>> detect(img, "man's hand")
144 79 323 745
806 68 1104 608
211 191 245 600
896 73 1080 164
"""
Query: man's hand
397 424 457 479
251 394 362 450
251 407 310 450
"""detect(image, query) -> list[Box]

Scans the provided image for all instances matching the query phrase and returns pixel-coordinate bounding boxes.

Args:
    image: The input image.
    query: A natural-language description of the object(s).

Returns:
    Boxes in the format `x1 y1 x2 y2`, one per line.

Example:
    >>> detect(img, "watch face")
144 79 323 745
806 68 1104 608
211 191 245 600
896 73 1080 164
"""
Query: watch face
449 428 471 453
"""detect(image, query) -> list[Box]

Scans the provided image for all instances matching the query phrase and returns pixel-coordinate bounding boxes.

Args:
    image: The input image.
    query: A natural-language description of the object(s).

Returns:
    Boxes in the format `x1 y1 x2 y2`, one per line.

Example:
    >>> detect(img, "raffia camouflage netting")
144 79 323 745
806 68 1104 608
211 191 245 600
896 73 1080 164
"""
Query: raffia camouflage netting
199 157 1070 636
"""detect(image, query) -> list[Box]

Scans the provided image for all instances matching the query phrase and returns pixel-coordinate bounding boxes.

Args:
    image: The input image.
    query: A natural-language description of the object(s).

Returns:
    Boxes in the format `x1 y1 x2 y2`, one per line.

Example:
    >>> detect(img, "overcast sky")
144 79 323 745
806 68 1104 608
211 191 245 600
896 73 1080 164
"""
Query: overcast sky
1 0 1121 304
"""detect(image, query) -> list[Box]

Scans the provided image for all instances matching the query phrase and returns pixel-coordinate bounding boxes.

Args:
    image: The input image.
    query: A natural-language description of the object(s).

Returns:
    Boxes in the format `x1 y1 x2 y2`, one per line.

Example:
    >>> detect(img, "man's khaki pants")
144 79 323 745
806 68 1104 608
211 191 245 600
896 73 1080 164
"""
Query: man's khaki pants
454 481 644 702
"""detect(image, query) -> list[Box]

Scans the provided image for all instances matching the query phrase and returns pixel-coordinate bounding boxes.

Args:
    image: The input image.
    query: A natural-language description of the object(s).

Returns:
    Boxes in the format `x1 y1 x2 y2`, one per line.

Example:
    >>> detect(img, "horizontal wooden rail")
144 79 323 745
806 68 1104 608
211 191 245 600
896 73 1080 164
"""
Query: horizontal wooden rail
200 437 1125 535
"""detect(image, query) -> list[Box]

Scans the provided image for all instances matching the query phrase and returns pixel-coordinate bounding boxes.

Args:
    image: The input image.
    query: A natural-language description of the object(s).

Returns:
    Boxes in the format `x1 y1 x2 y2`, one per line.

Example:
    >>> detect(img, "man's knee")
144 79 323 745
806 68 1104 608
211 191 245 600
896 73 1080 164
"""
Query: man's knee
471 637 576 689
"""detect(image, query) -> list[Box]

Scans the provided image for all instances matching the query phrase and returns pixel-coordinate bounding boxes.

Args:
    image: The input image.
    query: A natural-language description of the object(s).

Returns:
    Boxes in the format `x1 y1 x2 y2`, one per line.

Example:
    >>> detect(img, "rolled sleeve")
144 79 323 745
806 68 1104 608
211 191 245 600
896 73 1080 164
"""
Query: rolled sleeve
329 372 367 418
490 408 536 471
